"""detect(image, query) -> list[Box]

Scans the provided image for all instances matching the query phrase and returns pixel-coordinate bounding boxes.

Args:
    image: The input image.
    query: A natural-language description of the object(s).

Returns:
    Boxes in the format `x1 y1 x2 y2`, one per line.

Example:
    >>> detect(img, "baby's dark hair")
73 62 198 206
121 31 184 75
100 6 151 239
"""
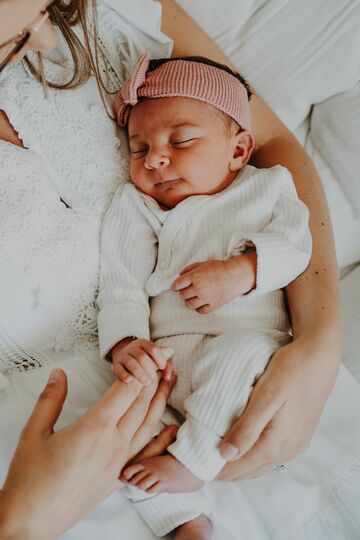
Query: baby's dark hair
148 56 253 133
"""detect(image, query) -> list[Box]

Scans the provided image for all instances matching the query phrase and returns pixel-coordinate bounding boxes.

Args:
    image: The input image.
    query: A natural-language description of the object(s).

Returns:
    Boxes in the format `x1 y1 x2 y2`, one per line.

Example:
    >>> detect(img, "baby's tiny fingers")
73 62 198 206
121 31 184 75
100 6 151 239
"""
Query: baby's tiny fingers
179 262 202 275
124 356 151 386
179 285 197 300
142 342 173 369
171 274 192 291
113 363 133 383
136 352 158 379
197 304 212 315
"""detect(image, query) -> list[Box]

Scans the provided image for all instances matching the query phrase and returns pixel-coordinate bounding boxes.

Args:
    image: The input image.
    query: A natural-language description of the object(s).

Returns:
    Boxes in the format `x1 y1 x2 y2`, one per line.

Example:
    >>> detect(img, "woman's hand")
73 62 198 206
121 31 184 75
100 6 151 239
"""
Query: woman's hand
0 368 176 540
128 374 178 462
217 333 340 480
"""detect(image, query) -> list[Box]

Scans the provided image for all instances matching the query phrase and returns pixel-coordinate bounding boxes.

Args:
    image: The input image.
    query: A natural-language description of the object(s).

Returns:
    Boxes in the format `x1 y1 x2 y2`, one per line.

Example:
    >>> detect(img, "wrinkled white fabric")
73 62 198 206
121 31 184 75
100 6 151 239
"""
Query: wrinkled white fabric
98 165 311 357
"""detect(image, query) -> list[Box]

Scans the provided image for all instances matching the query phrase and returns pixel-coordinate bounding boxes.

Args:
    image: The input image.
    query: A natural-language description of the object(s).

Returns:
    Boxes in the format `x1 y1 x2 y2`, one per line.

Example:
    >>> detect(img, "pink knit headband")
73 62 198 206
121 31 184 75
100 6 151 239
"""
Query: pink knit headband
115 53 251 131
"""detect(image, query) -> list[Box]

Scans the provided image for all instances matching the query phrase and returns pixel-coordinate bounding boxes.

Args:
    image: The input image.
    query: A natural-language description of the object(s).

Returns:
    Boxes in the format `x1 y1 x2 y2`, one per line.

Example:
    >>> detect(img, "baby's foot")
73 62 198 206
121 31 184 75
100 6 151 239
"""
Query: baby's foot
174 514 213 540
122 454 204 494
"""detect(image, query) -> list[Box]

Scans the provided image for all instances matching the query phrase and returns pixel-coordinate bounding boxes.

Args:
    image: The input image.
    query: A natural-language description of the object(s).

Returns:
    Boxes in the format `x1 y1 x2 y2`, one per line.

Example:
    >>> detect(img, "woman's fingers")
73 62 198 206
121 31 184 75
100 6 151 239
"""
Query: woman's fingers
218 451 274 481
128 374 177 459
128 424 178 468
161 360 173 381
116 376 160 435
218 427 276 479
91 378 143 427
24 369 68 437
219 381 284 461
145 372 177 422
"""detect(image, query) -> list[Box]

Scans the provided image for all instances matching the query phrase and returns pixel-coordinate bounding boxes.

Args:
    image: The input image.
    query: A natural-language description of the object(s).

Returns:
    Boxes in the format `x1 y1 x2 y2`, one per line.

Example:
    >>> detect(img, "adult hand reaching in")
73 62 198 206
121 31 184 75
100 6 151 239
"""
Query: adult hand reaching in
0 368 176 540
217 334 340 480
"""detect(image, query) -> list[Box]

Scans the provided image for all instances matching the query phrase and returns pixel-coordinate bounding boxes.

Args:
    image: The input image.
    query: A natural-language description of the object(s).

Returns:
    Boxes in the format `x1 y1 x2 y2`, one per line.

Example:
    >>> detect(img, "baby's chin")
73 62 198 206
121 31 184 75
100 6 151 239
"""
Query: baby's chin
156 194 188 210
151 184 193 209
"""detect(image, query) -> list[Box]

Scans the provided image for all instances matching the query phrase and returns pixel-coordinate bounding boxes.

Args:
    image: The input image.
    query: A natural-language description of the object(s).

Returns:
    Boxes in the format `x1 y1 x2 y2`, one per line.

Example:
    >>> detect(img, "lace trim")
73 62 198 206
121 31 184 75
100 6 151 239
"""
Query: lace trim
0 5 157 374
0 305 52 375
0 67 127 372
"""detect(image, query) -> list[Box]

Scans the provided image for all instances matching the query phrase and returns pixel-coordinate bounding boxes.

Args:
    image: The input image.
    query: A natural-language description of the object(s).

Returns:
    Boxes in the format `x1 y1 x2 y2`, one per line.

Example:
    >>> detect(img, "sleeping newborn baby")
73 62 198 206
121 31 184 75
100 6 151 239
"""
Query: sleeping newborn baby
97 53 312 539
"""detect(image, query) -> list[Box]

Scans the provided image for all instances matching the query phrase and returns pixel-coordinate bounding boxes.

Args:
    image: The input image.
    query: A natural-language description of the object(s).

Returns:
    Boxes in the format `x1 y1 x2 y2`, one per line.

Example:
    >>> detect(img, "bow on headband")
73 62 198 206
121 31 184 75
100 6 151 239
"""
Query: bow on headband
115 53 251 131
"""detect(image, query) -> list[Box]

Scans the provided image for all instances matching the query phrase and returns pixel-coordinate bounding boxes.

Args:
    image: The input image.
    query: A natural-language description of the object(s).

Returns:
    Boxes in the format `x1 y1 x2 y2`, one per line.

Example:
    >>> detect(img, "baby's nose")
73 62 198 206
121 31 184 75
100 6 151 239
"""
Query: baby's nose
144 155 170 170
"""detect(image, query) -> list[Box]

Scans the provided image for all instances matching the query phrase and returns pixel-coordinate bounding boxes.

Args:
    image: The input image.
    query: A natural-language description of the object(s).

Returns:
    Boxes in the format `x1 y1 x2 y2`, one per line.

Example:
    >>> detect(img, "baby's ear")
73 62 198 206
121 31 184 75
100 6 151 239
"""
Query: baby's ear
229 130 255 172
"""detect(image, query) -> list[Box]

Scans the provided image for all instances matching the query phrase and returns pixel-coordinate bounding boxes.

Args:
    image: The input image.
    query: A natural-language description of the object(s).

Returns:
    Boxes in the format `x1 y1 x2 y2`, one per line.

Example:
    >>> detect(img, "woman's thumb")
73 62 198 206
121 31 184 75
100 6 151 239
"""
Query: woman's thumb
25 369 68 437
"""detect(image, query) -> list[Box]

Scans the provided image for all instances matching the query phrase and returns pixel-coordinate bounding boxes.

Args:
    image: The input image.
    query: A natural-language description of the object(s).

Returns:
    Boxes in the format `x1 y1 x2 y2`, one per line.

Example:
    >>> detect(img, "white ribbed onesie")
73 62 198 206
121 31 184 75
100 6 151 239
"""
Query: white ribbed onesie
97 164 312 536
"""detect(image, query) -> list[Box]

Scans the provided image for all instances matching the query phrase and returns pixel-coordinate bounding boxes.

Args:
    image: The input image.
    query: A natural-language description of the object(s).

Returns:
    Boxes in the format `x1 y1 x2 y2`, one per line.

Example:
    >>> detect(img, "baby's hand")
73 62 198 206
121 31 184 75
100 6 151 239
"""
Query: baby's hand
171 254 256 314
111 338 174 386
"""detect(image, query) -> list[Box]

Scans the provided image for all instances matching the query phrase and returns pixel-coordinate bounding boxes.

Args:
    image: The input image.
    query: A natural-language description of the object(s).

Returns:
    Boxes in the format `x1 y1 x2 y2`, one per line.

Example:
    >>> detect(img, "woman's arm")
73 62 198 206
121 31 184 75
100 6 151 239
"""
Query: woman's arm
156 0 341 476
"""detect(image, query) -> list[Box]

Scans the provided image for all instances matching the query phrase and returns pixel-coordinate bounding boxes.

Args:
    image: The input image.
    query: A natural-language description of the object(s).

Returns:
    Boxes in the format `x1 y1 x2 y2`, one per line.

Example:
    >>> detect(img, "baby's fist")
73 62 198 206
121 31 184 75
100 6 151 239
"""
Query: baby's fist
111 338 173 386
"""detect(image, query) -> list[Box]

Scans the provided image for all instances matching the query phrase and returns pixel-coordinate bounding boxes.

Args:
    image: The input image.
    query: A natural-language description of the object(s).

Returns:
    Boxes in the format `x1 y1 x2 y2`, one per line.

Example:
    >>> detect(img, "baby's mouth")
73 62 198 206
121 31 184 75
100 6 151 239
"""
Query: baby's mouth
154 177 182 187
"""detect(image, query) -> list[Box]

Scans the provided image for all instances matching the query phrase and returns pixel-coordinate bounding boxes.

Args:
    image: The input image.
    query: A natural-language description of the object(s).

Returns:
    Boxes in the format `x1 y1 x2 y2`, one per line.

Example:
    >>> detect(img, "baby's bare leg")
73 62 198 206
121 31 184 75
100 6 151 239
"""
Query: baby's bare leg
122 454 204 494
174 514 213 540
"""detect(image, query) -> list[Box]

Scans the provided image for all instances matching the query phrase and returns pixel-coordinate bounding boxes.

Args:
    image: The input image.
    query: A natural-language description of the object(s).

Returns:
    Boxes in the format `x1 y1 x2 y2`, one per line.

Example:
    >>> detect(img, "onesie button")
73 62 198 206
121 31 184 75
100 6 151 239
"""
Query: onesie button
158 259 166 271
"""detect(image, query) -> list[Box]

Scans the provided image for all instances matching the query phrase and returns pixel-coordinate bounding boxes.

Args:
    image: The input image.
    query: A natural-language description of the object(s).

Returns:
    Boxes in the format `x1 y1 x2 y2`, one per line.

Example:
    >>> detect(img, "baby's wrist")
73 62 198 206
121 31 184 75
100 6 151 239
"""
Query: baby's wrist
111 337 137 360
225 251 257 295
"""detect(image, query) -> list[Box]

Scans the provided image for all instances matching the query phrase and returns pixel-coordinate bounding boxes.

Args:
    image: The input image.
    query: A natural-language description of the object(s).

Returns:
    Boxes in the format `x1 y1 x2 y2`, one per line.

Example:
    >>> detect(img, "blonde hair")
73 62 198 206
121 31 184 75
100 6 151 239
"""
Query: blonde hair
23 0 109 95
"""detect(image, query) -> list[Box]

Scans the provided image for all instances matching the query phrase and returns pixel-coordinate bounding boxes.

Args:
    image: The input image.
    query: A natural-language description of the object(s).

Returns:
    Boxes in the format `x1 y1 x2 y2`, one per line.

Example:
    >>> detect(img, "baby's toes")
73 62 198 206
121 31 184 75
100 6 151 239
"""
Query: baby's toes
128 469 152 486
138 473 160 492
122 463 145 481
146 480 163 494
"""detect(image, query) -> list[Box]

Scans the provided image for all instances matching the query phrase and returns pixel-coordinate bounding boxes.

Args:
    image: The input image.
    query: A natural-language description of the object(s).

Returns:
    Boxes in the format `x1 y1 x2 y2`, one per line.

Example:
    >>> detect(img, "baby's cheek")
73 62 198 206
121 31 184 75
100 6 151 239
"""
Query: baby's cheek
130 162 145 187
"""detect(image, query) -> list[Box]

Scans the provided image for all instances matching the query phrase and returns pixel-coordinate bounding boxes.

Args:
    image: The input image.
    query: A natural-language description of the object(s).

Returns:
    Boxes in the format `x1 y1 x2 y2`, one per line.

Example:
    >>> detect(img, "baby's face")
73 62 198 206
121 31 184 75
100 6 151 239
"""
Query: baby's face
128 97 241 209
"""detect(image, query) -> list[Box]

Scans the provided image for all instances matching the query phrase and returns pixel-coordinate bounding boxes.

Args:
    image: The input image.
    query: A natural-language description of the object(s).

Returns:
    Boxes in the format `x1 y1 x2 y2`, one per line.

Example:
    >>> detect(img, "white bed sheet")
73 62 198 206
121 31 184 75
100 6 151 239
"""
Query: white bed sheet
0 353 359 540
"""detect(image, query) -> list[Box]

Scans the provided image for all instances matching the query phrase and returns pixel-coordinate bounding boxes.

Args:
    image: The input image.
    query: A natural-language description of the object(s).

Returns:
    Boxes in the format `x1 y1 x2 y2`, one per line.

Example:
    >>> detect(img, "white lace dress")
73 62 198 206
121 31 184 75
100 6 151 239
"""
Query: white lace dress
0 1 360 539
0 0 171 385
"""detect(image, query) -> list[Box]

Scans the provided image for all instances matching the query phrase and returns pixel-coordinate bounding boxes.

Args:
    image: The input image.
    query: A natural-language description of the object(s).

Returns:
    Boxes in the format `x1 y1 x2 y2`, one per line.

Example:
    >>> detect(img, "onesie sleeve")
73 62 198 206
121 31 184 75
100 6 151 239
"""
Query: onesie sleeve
240 167 312 296
97 184 158 360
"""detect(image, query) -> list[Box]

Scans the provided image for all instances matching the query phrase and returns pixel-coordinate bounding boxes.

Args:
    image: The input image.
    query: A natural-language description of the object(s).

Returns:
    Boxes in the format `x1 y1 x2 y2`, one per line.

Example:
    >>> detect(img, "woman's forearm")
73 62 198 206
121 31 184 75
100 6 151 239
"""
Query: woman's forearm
157 0 341 355
250 113 341 347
